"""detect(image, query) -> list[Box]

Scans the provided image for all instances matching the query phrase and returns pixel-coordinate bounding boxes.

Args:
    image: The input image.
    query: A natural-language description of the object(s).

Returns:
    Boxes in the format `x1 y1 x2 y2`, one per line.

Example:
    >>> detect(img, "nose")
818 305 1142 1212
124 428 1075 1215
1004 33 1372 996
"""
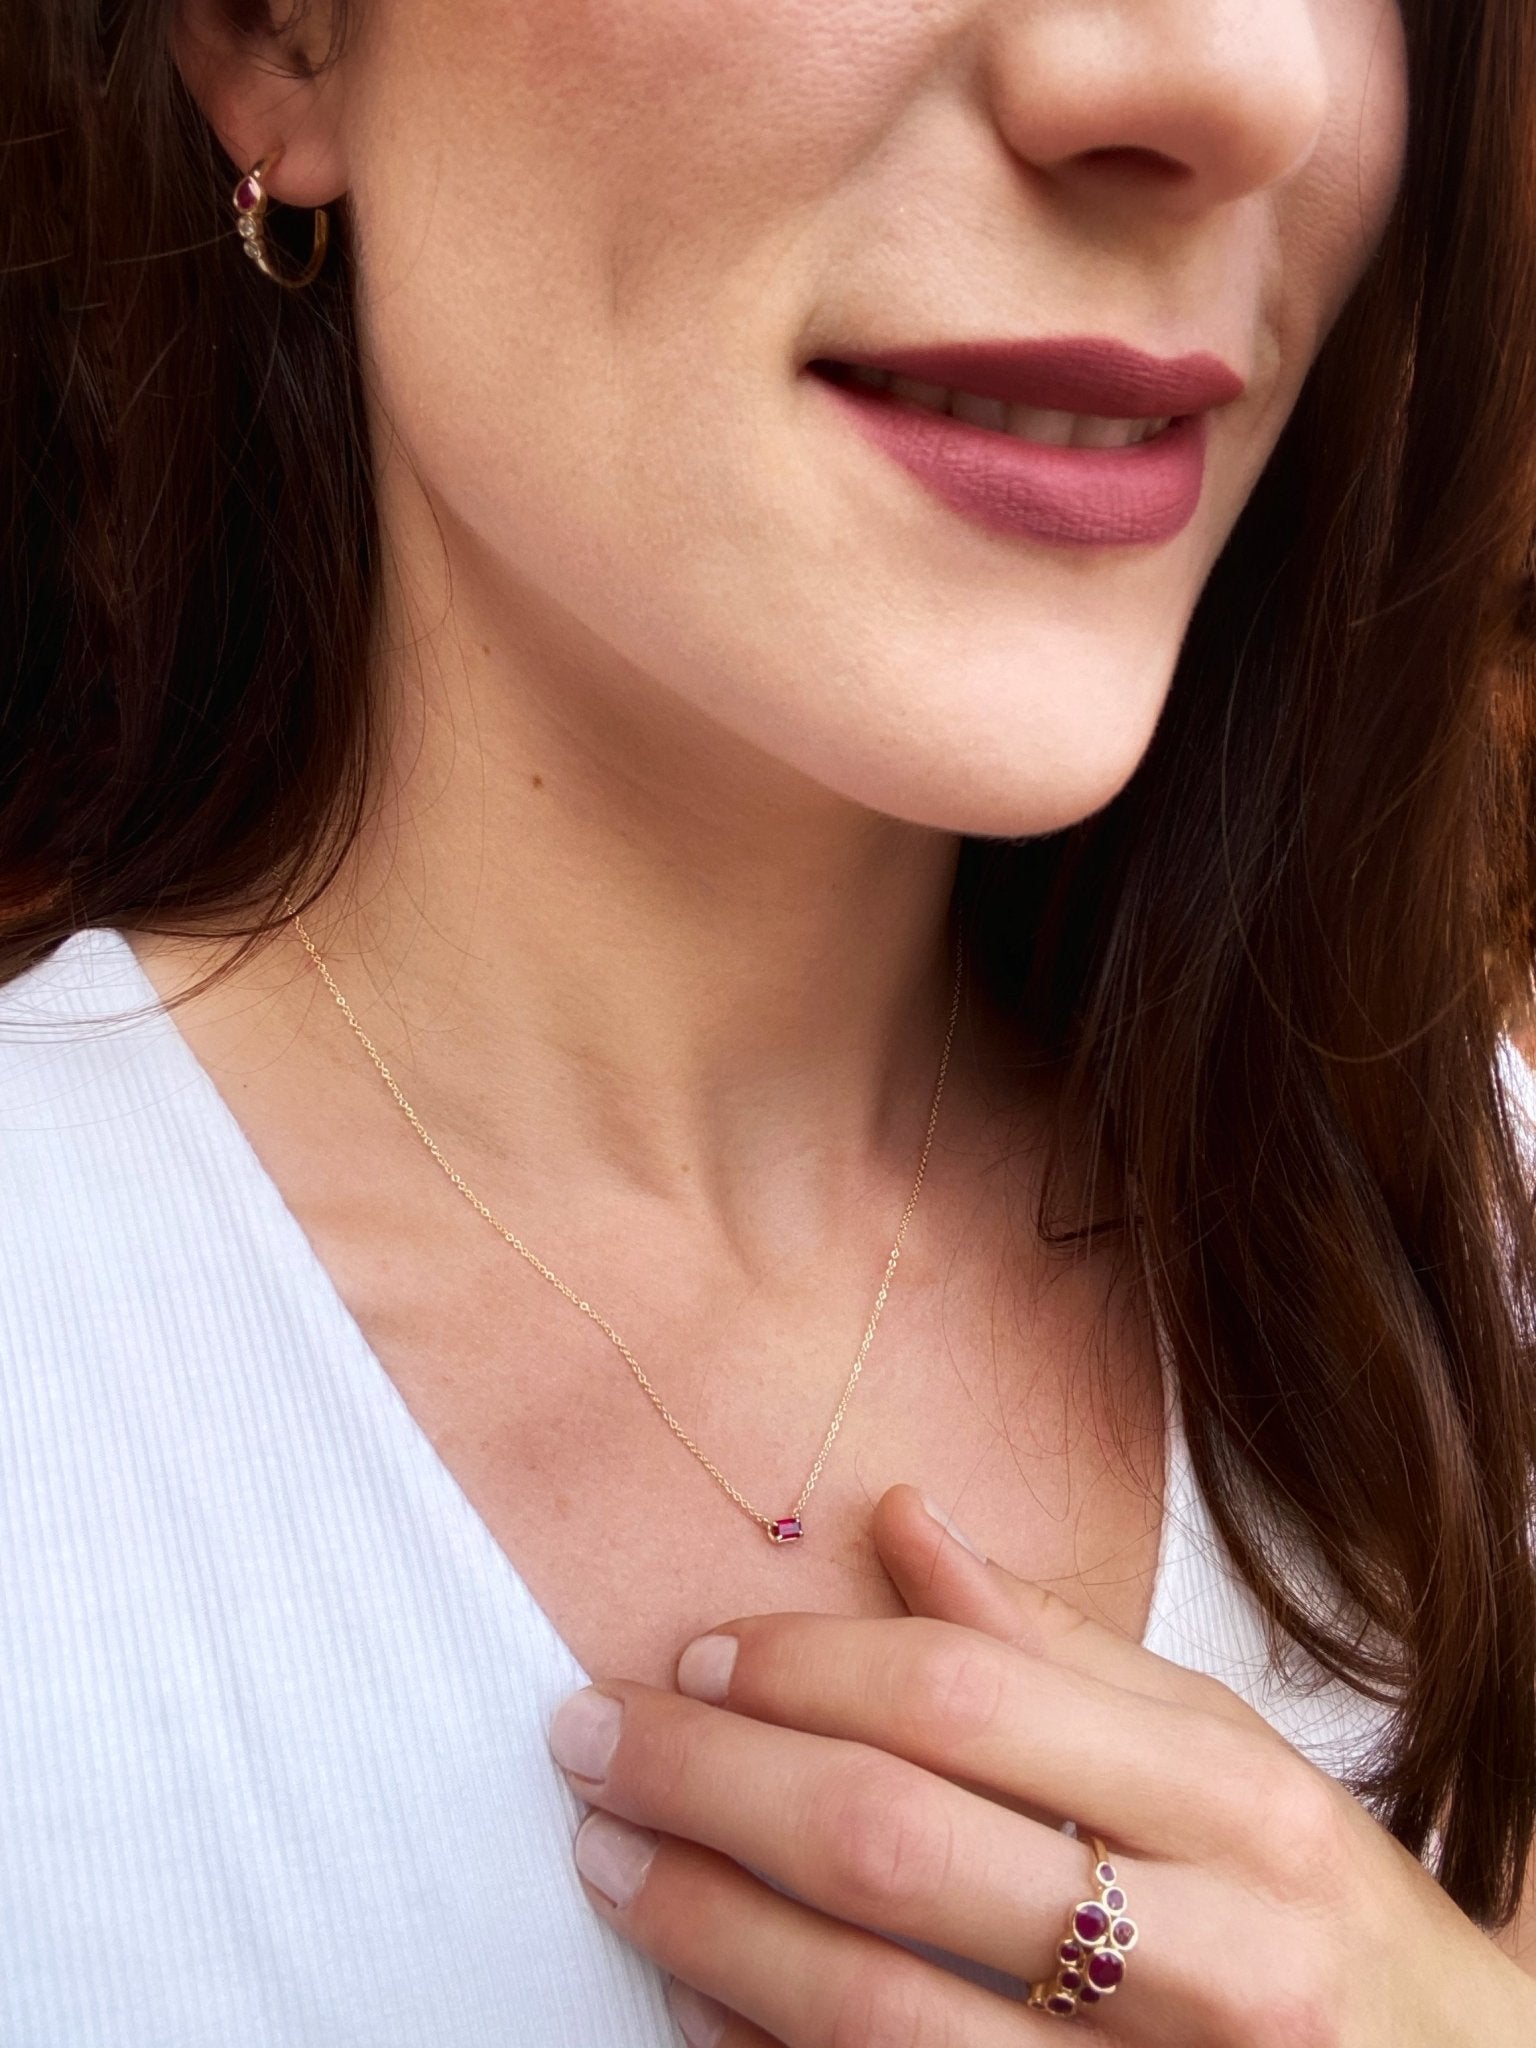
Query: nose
982 0 1332 214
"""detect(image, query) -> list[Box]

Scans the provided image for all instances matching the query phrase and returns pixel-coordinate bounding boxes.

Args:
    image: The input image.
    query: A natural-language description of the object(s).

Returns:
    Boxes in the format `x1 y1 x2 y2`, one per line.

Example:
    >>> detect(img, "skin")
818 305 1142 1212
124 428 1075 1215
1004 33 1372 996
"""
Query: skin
163 0 1536 2036
554 1492 1536 2044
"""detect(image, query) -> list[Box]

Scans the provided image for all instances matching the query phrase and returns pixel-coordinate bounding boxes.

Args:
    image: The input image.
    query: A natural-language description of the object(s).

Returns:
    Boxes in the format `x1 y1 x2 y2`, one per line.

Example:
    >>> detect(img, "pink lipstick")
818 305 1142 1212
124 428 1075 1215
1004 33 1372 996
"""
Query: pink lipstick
806 335 1245 548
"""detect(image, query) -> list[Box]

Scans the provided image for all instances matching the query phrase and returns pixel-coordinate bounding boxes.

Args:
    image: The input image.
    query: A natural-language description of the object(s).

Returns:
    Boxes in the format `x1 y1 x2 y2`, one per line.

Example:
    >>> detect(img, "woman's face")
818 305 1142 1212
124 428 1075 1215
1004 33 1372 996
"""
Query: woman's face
336 0 1408 836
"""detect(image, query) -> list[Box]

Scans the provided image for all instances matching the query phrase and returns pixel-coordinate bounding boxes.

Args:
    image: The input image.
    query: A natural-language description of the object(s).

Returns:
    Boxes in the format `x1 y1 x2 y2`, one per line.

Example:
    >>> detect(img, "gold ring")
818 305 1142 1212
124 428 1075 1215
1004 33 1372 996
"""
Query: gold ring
1027 1832 1139 2018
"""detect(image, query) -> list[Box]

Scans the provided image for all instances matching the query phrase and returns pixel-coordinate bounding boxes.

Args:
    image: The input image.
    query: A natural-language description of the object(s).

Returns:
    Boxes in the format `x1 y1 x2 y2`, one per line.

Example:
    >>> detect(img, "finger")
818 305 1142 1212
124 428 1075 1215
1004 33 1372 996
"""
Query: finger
876 1481 1267 1730
554 1673 1236 1999
574 1815 1051 2047
669 1611 1281 1868
569 1676 1102 1978
665 1977 783 2048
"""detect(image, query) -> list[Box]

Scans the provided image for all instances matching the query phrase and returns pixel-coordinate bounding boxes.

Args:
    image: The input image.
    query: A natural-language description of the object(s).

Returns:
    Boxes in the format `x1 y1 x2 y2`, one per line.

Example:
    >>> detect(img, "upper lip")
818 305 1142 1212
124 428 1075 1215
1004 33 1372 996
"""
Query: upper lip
819 336 1246 419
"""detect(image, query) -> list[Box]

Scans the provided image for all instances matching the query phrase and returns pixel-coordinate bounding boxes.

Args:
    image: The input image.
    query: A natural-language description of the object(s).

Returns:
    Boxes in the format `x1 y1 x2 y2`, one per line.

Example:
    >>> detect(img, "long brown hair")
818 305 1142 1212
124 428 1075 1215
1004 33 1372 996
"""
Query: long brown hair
6 0 1536 1927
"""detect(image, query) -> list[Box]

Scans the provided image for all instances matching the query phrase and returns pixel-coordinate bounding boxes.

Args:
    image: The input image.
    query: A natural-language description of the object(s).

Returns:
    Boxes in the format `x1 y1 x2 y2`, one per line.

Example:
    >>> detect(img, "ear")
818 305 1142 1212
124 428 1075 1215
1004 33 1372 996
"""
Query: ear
170 0 349 206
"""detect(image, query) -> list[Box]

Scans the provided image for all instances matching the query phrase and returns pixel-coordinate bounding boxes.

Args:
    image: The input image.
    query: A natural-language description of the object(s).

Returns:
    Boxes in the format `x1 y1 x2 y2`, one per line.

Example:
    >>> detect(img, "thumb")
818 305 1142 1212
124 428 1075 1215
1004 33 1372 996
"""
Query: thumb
873 1481 1259 1726
872 1482 1029 1642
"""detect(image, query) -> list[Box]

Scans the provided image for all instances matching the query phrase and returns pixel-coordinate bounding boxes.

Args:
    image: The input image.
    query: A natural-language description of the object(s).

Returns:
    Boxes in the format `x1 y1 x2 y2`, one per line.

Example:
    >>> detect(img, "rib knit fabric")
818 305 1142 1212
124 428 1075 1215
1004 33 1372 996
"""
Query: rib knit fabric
0 930 1415 2045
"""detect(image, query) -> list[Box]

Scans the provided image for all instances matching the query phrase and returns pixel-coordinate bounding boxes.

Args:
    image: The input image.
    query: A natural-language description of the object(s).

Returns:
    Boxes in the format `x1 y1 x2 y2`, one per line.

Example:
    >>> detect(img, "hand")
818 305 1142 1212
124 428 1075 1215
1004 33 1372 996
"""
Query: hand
546 1483 1536 2046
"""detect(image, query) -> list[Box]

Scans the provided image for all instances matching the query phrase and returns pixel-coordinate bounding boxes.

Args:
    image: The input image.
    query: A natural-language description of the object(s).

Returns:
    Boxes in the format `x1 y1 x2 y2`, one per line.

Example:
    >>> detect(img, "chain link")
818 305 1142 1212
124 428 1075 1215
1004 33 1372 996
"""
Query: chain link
288 907 963 1542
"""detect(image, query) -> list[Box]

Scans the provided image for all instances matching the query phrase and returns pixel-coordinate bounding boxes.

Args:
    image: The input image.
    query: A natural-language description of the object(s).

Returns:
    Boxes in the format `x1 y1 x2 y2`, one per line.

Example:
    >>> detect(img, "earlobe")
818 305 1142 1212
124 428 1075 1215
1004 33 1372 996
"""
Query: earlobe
169 0 349 209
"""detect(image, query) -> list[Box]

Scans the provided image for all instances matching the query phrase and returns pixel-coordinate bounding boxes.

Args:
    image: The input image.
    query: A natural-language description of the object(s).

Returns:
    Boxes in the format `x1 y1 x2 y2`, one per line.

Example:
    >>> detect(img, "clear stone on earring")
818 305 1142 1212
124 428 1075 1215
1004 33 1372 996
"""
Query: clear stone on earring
237 218 256 238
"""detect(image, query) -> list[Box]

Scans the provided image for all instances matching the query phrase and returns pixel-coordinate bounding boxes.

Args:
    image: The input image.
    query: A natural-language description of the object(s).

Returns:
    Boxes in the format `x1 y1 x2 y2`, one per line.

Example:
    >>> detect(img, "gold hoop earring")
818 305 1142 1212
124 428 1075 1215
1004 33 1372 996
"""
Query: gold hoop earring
231 152 330 290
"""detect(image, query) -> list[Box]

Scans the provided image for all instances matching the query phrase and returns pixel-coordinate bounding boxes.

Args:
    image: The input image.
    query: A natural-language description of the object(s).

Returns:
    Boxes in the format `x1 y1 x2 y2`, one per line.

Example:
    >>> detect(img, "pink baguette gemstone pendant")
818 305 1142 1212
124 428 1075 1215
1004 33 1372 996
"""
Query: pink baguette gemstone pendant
768 1516 803 1543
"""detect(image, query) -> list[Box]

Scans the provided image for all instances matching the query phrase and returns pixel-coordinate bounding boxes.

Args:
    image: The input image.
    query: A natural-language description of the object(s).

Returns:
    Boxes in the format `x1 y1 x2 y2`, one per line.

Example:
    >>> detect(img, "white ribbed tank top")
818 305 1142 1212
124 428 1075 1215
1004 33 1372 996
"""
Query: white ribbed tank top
0 929 1402 2046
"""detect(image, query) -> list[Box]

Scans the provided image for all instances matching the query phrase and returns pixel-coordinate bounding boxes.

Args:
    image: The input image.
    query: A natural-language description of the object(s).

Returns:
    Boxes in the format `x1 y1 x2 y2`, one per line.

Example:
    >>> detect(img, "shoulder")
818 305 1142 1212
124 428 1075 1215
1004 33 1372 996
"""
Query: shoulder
0 925 161 1068
0 927 176 1168
0 928 216 1298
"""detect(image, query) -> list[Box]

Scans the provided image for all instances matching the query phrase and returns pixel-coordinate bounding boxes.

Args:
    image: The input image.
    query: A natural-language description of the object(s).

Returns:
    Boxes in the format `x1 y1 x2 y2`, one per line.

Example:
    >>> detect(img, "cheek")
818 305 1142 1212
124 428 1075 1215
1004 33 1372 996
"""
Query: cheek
340 0 992 735
1284 3 1408 344
343 0 945 526
348 0 938 257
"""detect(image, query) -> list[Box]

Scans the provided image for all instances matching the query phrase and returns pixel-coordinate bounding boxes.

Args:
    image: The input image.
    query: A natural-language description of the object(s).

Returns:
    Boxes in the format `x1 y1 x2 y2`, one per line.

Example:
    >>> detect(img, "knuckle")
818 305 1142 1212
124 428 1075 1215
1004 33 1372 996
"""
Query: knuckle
1189 1725 1346 1895
1250 1760 1350 1905
639 1699 705 1801
818 1753 956 1918
1181 1666 1261 1725
1219 1966 1342 2048
1006 1581 1094 1660
899 1627 1009 1748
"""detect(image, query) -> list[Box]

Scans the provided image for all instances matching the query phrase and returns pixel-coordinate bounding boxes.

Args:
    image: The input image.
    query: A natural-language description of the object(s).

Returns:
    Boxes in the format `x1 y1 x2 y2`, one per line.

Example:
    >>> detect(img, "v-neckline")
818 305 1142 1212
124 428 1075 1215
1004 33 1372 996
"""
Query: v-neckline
71 924 1193 1680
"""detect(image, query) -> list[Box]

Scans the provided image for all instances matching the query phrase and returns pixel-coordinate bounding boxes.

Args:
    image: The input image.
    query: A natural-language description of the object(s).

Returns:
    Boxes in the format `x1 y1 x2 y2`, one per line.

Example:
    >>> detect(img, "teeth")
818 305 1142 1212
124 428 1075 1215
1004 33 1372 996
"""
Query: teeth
888 374 950 409
1007 405 1076 446
833 363 1172 448
949 390 1010 431
1065 413 1172 449
1070 413 1140 449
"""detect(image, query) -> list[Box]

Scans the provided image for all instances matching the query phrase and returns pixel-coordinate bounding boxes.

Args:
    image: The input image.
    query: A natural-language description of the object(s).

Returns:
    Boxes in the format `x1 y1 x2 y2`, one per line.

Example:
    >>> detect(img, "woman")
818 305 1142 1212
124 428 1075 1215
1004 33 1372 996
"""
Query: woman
3 0 1535 2040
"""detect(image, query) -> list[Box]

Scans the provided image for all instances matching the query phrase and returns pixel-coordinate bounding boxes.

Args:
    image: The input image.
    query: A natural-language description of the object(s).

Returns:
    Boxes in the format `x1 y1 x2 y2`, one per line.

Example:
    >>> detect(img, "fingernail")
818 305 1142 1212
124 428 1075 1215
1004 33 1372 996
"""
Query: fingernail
666 1976 728 2047
573 1810 660 1907
676 1632 738 1704
920 1493 987 1561
549 1688 623 1781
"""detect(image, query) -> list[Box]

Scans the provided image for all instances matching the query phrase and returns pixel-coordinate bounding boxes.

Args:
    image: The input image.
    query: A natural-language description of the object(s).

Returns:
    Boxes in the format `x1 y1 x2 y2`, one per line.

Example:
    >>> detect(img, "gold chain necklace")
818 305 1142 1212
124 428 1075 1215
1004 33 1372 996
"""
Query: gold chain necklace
289 910 964 1545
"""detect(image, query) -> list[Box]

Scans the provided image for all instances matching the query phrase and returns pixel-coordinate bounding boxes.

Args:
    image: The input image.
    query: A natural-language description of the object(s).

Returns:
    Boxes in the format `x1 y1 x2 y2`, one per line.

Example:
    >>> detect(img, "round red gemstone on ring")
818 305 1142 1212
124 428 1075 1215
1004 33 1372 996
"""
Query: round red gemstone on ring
1079 1986 1101 2004
1088 1950 1125 1991
1058 1969 1083 1992
1072 1903 1110 1944
234 177 261 213
1104 1886 1126 1911
1112 1919 1137 1948
1057 1940 1082 1965
1095 1862 1117 1885
1046 1994 1076 2016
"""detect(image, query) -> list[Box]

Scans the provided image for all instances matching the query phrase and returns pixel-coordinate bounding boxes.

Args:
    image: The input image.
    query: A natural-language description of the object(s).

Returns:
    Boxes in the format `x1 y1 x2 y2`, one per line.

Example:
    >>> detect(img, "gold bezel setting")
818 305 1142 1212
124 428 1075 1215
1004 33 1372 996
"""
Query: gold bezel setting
230 155 330 289
1028 1834 1138 2019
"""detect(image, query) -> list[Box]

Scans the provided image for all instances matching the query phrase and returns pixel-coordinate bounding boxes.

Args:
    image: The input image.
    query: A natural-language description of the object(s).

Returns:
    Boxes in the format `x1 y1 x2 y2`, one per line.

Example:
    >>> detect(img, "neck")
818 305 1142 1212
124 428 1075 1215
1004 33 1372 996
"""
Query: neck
279 497 990 1247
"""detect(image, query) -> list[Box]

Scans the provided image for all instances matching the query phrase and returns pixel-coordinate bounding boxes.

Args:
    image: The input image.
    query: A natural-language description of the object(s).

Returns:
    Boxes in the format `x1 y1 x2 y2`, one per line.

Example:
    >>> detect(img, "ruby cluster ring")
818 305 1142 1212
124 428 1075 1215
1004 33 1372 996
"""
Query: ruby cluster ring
1027 1832 1139 2018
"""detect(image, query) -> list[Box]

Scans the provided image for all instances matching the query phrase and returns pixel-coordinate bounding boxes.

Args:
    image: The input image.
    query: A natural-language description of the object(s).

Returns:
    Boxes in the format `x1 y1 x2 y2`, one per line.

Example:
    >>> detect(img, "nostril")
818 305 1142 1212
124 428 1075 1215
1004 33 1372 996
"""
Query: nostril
1076 144 1194 185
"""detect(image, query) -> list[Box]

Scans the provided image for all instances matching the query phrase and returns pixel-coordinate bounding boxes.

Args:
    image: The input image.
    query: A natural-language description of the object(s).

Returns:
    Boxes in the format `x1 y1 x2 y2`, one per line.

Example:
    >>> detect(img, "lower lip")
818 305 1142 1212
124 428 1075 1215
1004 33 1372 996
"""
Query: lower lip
808 371 1210 548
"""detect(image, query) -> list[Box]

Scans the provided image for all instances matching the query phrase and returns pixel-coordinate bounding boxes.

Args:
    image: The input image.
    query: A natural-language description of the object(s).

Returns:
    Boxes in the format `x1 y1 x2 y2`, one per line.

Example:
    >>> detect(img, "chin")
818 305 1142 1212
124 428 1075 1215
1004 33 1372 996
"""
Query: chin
804 732 1151 840
796 683 1169 841
766 722 1161 842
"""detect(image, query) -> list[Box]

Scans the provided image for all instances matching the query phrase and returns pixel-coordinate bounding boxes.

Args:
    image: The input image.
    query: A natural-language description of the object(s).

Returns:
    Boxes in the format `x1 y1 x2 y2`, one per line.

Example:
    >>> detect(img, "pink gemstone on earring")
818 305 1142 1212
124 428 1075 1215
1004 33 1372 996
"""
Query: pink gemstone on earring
769 1516 803 1543
1087 1950 1125 1991
1072 1902 1110 1944
234 176 261 213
